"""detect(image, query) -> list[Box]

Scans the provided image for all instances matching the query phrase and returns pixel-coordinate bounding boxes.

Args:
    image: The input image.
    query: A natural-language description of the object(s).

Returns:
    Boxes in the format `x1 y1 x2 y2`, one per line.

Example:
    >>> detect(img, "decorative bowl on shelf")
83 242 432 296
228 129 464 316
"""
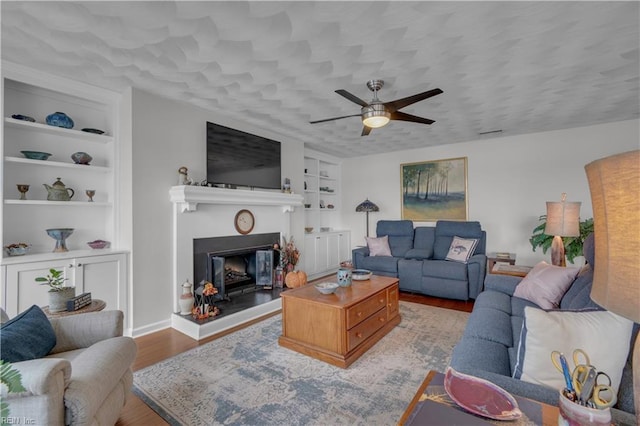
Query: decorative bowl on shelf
11 114 36 122
81 128 105 135
352 269 372 281
46 228 74 253
46 111 74 129
87 239 110 249
71 151 92 165
20 150 51 160
320 227 331 232
305 227 314 233
314 282 339 295
304 204 311 208
4 243 31 256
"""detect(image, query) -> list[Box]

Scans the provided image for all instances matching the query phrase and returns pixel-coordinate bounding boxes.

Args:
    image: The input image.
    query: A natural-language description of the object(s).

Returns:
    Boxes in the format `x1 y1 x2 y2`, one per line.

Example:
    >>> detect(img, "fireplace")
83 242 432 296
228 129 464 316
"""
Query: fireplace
193 233 280 300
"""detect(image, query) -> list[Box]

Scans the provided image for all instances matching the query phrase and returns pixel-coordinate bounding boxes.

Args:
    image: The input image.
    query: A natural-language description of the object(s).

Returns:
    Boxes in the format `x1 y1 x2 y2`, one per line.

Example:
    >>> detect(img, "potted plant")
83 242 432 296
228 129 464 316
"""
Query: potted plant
529 216 594 264
36 268 74 313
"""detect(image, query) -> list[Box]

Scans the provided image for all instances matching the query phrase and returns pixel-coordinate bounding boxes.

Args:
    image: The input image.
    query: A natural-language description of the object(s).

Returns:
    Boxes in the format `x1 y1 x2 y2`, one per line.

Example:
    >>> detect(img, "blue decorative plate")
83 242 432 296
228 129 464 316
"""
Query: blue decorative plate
11 114 36 122
81 128 105 134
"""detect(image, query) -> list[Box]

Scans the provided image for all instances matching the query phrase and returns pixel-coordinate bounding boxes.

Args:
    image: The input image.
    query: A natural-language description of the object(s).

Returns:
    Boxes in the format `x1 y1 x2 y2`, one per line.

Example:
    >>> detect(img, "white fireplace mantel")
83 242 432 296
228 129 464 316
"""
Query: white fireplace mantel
169 185 304 212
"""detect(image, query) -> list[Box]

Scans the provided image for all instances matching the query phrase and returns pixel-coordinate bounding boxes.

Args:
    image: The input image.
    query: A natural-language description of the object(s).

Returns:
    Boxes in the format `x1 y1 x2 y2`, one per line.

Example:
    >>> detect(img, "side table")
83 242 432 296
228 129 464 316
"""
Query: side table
42 299 106 318
486 252 516 274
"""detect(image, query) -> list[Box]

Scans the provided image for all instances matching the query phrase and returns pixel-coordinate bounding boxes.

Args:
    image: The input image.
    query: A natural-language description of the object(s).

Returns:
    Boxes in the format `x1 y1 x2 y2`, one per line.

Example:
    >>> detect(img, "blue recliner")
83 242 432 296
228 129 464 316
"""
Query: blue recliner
352 220 487 300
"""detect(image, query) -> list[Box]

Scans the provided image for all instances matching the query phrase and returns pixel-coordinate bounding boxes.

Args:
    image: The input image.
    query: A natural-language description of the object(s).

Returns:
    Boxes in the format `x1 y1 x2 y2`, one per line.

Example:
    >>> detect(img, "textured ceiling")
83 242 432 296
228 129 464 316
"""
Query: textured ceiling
2 1 639 158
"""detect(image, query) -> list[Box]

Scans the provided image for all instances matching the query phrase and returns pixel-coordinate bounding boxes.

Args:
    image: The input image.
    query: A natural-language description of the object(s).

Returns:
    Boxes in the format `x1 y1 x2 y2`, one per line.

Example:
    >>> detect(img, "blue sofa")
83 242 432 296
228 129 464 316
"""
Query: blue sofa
352 220 487 300
450 234 637 417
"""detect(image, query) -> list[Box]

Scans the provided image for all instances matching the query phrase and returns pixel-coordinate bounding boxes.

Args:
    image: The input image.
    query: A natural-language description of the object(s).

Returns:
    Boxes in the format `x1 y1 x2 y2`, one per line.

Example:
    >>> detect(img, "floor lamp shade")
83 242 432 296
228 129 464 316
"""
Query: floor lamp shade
585 149 640 423
356 199 379 238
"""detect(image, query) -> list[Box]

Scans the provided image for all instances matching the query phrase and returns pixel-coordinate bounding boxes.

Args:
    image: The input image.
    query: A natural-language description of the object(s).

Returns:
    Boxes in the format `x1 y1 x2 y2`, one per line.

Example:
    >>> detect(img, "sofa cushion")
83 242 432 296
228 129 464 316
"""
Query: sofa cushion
358 255 399 274
513 307 633 394
433 221 483 259
404 249 432 260
422 259 468 281
412 227 435 258
473 290 512 315
1 305 56 363
365 235 392 256
513 261 580 309
463 307 513 347
376 220 414 257
450 337 512 376
445 236 479 263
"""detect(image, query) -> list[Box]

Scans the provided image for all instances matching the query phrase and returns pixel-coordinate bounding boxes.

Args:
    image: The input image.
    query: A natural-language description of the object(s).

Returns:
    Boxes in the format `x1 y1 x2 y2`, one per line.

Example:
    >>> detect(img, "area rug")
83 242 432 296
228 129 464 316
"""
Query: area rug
133 301 470 426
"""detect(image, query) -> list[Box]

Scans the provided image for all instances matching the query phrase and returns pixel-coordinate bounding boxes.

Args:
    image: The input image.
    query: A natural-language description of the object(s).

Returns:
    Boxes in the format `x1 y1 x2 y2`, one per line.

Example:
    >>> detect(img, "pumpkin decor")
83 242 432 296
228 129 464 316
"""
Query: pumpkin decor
285 270 308 288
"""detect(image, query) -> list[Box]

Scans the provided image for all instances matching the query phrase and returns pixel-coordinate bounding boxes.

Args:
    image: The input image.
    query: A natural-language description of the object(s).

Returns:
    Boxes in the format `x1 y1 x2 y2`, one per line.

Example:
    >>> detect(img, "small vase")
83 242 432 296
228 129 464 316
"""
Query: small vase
274 266 284 288
179 280 195 315
46 112 74 129
48 287 75 313
337 268 352 287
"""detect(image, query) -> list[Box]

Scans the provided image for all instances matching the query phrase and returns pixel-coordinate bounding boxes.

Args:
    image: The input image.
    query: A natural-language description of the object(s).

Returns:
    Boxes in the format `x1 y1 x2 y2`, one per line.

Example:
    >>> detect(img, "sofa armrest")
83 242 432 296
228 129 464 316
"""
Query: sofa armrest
352 247 369 269
483 274 523 295
49 310 124 354
6 358 71 397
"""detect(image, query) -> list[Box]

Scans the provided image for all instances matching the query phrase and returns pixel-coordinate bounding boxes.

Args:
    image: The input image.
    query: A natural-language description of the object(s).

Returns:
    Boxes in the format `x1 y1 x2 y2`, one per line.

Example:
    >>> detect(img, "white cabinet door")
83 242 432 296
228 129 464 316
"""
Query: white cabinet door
74 253 127 312
303 235 318 275
327 233 340 270
338 232 351 264
315 235 329 272
4 259 72 317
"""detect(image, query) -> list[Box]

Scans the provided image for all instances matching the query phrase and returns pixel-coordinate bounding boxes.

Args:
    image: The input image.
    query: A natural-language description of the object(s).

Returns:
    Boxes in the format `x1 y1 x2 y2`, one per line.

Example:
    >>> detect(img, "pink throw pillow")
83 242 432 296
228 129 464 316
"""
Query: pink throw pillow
513 261 580 309
365 235 392 257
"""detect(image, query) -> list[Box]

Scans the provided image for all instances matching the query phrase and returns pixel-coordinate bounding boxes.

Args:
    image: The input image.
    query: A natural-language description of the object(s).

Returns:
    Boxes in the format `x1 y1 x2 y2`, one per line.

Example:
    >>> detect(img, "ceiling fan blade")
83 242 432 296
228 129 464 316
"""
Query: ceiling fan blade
335 89 369 107
390 111 435 125
361 126 372 136
384 88 443 112
309 113 362 124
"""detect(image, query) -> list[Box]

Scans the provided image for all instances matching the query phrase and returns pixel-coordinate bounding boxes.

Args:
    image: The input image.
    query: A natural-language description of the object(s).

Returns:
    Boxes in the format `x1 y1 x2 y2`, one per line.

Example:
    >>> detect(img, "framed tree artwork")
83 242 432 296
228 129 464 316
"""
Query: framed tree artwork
401 157 468 221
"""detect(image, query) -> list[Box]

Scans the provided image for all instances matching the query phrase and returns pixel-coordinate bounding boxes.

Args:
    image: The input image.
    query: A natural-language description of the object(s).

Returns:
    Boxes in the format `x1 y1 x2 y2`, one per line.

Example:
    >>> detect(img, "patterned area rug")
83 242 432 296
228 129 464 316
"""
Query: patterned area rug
133 301 470 425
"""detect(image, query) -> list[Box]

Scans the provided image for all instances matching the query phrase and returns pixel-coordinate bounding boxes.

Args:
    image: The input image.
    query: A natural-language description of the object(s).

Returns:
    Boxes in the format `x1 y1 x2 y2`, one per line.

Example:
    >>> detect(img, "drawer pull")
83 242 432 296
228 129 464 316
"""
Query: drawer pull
379 298 384 303
356 332 363 338
379 317 385 322
357 312 363 317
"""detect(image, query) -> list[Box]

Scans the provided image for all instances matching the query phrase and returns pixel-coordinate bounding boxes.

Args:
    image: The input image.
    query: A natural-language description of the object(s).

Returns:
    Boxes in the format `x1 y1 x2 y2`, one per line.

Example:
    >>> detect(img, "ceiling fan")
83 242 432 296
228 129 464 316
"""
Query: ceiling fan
310 80 442 136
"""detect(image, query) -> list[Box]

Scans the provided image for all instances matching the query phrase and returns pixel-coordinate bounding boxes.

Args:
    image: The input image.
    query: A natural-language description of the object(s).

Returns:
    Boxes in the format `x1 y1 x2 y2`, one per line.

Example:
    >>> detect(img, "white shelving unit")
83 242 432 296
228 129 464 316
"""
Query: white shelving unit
304 151 341 233
1 62 129 326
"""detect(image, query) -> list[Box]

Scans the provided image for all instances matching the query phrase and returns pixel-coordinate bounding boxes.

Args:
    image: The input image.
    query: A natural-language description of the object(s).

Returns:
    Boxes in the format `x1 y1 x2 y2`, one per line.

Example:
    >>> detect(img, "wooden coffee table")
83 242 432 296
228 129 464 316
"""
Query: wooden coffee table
278 275 400 368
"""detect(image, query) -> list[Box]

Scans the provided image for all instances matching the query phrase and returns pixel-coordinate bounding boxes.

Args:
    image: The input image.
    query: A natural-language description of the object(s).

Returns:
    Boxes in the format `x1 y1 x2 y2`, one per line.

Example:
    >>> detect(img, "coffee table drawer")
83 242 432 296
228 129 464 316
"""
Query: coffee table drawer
347 307 388 351
346 290 387 329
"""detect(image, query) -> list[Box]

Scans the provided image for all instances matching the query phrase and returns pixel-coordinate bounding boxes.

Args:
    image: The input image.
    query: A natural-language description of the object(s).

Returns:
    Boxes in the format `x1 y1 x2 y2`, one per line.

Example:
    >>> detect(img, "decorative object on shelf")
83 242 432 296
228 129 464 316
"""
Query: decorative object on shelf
44 177 74 201
304 203 311 208
192 281 220 319
177 166 193 185
45 111 74 129
314 282 339 295
274 235 300 274
20 150 51 160
179 279 195 315
16 184 29 200
46 228 74 252
4 243 30 256
71 151 92 165
319 199 325 208
81 128 104 134
352 269 372 281
305 227 314 233
85 189 96 202
585 149 640 419
284 270 308 288
11 113 35 122
304 181 307 190
337 268 352 287
355 198 379 237
66 292 92 312
234 209 255 235
274 266 284 288
327 204 334 209
530 216 592 265
543 193 581 267
283 177 291 193
87 239 109 249
320 226 331 232
319 170 329 177
35 268 74 313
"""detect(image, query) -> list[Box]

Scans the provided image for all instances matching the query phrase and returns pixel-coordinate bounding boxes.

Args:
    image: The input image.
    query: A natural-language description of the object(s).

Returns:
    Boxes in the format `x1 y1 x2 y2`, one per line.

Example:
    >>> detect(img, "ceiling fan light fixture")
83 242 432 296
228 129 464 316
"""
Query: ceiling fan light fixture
362 104 390 128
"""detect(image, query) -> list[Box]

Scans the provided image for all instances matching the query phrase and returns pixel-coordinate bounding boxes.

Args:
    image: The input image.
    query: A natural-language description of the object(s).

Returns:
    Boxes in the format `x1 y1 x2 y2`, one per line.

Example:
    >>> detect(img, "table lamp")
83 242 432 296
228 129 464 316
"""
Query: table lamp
544 193 581 266
585 149 640 423
355 198 379 237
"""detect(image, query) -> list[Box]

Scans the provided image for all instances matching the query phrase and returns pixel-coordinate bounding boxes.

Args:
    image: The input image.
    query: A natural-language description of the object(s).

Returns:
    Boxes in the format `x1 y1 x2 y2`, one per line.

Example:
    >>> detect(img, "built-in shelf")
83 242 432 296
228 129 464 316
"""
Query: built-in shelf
4 117 113 143
4 200 111 206
5 156 111 172
169 185 304 213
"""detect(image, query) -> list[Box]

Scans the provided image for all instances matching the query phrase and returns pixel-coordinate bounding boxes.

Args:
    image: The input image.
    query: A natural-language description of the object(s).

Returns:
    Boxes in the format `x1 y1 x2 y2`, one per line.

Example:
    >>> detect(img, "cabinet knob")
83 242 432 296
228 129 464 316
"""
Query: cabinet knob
379 298 384 304
68 264 74 268
357 311 362 317
379 317 385 323
356 332 362 338
77 263 82 267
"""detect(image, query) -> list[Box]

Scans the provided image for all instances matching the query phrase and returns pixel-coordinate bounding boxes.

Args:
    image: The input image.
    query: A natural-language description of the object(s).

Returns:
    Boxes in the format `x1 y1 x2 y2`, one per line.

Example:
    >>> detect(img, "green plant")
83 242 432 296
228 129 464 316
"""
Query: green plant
529 216 594 263
35 268 68 292
1 360 26 419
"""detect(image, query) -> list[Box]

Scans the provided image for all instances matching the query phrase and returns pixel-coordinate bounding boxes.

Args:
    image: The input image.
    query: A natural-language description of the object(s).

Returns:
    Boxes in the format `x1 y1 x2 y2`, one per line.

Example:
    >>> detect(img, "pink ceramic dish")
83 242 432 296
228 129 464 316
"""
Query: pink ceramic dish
87 240 110 249
444 367 522 421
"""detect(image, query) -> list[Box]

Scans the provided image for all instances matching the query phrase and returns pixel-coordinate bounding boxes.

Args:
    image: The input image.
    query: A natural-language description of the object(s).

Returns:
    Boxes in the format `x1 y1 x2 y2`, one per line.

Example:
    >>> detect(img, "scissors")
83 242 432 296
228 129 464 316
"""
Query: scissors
572 365 616 408
551 349 590 374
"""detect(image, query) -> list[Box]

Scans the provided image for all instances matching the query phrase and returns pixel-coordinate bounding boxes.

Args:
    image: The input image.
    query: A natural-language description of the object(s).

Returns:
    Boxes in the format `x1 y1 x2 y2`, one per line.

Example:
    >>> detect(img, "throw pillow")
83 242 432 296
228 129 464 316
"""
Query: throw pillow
513 261 580 309
513 306 633 394
365 235 392 257
1 305 56 363
445 236 478 263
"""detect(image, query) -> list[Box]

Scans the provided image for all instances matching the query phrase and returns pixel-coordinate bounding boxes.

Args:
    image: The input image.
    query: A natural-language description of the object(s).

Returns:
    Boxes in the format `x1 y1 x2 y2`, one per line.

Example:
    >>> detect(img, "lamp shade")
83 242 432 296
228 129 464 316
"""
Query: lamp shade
585 150 640 323
355 199 380 212
544 194 581 237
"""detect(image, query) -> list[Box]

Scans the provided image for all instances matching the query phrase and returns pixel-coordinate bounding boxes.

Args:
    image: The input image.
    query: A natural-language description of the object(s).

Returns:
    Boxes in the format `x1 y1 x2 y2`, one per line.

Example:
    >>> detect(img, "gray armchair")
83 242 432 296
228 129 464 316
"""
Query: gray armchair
1 308 136 426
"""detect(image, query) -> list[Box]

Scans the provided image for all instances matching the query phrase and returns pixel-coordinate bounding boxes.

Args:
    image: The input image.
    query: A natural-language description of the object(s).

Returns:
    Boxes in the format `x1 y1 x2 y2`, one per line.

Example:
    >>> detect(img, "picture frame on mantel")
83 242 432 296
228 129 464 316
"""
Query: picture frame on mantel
400 157 468 221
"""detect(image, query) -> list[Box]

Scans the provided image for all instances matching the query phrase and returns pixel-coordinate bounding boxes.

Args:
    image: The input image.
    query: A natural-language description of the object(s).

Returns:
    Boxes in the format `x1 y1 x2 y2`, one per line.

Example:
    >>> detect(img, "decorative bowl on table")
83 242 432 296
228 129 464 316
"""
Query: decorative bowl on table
87 239 110 249
314 282 339 295
352 269 372 281
305 227 314 233
4 243 31 256
20 150 51 160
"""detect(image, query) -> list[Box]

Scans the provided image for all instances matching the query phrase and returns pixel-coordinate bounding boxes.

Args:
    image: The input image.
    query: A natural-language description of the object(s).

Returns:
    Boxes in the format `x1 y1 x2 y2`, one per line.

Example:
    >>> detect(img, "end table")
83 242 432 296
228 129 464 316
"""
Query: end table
42 299 106 318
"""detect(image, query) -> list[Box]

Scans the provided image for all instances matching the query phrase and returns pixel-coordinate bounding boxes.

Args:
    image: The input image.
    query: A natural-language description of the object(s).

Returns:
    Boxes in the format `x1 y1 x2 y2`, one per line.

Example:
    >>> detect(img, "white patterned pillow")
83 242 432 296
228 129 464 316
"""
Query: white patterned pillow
445 236 479 263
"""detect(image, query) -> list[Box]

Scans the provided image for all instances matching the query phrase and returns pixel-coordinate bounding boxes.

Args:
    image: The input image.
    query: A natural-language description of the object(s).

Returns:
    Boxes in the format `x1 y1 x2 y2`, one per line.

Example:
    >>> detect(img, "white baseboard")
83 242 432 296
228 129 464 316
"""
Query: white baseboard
131 319 172 338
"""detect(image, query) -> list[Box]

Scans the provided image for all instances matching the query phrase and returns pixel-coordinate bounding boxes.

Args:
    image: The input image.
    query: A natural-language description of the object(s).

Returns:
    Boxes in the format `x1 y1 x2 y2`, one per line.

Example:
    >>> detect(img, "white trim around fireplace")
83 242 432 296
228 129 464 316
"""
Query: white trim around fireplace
169 185 304 212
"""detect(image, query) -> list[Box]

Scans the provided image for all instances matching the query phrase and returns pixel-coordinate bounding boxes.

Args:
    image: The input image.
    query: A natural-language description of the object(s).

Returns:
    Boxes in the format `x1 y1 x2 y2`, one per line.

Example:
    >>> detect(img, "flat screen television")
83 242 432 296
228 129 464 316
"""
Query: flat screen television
206 121 281 190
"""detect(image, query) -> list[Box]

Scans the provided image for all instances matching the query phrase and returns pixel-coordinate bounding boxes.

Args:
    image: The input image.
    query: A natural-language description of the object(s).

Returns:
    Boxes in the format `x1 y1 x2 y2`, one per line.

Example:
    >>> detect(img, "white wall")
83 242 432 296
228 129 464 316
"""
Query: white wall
341 120 639 267
131 89 304 335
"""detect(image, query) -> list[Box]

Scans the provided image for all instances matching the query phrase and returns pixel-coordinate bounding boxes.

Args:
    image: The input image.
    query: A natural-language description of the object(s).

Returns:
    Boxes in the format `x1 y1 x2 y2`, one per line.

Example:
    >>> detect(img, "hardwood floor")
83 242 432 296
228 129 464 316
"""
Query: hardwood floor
115 283 473 426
